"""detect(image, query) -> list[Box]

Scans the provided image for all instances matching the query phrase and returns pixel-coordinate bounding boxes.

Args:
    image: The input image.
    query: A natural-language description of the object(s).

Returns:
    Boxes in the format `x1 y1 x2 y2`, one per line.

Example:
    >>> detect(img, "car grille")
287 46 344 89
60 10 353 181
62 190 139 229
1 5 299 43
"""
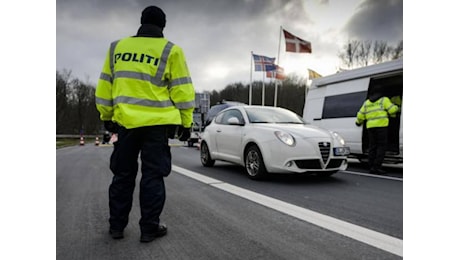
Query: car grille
294 159 322 169
294 159 344 170
326 159 345 169
318 142 330 163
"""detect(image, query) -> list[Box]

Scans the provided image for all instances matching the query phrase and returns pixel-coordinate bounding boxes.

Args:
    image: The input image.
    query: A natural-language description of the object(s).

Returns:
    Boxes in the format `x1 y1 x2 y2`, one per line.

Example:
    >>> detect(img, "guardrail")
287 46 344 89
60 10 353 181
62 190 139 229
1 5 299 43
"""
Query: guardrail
56 134 100 138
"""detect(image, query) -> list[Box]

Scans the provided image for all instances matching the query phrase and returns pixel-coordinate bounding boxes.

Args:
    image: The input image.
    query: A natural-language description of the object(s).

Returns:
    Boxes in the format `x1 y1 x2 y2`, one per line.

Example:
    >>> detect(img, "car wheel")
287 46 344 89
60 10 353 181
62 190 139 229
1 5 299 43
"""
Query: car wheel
200 142 215 167
245 145 267 180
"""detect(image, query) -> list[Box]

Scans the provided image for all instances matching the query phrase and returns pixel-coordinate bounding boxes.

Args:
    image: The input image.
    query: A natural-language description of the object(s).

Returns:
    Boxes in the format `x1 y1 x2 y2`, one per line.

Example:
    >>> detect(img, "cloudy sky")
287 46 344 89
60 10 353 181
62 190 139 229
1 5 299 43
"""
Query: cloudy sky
56 0 403 92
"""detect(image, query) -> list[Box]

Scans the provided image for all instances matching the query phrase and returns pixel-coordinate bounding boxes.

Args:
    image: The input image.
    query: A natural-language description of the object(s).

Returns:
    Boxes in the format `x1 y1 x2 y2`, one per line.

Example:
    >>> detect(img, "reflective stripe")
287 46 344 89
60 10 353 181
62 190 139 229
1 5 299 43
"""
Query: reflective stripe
109 40 120 77
156 42 174 85
174 100 195 109
171 77 193 87
366 116 389 121
99 72 112 83
387 104 397 111
360 108 382 114
114 71 167 87
95 97 113 107
114 96 174 108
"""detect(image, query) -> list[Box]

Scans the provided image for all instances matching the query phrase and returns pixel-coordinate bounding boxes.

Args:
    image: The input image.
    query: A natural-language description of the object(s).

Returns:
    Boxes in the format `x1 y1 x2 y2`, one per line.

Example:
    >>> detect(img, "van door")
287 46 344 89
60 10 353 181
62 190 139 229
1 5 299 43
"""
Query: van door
315 78 370 154
367 74 403 158
303 87 326 123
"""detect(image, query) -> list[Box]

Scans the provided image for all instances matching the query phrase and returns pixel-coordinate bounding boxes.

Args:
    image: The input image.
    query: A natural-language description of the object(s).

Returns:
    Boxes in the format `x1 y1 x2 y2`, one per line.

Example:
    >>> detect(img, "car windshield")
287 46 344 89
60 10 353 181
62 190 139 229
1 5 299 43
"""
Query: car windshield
245 107 305 124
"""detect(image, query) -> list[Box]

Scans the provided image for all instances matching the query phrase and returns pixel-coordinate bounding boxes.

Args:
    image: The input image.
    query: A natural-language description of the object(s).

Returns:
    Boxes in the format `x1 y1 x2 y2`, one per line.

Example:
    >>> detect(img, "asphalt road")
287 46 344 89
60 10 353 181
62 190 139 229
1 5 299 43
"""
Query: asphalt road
56 143 403 260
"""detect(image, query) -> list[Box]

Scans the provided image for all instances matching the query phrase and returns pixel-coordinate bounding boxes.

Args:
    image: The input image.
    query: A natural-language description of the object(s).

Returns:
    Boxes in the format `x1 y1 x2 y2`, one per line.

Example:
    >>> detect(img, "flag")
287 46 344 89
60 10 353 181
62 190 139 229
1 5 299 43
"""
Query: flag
308 69 322 79
283 29 312 53
252 53 276 71
266 65 286 80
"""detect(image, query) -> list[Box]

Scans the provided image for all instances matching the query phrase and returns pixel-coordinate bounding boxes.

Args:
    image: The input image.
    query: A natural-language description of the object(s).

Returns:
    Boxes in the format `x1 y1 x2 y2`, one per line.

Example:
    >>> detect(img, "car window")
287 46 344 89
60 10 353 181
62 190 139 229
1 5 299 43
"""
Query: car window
205 104 229 126
220 109 244 125
245 107 304 124
205 102 247 127
214 112 225 124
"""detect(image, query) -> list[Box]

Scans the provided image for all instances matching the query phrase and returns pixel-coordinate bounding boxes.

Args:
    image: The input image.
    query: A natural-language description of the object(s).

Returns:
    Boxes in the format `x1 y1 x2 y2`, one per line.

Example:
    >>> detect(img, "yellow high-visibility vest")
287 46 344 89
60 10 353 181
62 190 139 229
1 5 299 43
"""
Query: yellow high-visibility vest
356 97 399 128
95 37 195 129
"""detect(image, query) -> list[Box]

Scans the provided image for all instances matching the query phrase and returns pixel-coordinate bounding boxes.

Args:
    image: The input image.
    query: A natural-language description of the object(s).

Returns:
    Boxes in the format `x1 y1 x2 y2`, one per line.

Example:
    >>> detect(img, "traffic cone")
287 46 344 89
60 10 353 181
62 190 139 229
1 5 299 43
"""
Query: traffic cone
95 136 100 146
79 136 85 146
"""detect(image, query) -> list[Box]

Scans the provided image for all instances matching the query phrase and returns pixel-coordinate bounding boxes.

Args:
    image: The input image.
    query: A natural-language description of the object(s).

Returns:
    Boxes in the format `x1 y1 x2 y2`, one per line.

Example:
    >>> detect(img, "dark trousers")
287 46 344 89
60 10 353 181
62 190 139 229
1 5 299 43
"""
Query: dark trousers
108 125 172 234
367 127 388 171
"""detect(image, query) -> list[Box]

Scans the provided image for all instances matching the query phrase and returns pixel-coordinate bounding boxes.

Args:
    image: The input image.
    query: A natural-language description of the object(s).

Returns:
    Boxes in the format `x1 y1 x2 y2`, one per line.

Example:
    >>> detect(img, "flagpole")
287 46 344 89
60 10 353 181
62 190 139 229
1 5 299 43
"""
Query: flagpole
262 71 265 106
249 51 253 105
274 25 282 107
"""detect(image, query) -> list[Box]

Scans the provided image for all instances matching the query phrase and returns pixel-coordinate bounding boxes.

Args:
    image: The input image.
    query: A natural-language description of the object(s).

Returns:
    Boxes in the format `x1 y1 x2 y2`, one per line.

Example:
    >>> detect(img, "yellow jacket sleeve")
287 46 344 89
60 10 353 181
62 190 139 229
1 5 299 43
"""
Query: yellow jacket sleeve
95 47 114 121
166 45 195 128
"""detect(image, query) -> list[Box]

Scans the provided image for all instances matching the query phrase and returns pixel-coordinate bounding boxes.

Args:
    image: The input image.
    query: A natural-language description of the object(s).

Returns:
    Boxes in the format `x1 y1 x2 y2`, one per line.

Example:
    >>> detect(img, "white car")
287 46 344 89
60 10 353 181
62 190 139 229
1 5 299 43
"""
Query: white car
200 106 350 180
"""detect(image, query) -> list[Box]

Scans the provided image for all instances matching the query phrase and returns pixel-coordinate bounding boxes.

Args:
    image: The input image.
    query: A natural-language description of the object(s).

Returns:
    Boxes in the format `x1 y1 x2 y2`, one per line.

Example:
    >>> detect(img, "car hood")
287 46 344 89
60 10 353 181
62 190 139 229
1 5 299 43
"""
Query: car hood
252 123 331 138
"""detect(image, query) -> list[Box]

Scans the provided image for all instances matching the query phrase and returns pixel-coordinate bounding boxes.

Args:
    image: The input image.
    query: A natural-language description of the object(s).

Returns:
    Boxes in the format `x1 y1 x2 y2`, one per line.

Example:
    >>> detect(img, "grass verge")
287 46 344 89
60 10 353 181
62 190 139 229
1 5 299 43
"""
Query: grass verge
56 138 80 149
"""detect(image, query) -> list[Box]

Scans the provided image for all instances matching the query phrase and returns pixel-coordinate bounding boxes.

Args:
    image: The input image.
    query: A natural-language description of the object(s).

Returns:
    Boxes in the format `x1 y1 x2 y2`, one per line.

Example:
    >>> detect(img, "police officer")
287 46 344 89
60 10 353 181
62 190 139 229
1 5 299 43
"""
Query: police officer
95 6 195 242
356 88 399 175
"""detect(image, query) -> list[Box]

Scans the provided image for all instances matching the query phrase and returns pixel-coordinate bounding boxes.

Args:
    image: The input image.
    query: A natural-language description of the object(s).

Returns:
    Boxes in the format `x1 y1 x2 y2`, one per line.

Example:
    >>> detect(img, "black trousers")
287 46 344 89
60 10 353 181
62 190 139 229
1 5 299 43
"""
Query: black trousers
367 127 388 171
108 125 172 234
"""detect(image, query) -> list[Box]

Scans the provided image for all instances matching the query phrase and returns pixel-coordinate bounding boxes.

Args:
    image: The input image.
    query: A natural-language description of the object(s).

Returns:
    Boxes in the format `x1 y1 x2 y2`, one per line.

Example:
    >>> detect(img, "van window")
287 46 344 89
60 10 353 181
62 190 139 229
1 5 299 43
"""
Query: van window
322 91 367 119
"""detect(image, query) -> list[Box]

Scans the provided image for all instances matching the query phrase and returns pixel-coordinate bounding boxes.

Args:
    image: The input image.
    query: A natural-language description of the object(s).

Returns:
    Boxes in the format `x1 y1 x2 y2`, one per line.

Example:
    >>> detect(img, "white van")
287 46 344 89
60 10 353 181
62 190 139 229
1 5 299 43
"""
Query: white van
303 59 403 164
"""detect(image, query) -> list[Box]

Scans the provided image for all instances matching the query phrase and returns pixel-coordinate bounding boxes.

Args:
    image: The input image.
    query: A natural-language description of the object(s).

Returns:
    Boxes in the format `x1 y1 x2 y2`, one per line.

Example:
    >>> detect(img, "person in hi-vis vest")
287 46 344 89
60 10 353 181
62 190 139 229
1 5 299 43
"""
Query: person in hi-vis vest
356 88 399 175
95 5 195 243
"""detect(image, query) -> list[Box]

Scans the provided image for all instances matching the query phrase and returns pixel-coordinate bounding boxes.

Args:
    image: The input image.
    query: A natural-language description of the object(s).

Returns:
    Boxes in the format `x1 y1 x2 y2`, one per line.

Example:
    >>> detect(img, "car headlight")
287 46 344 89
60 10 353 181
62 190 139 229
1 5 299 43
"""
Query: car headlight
274 131 295 146
330 131 346 146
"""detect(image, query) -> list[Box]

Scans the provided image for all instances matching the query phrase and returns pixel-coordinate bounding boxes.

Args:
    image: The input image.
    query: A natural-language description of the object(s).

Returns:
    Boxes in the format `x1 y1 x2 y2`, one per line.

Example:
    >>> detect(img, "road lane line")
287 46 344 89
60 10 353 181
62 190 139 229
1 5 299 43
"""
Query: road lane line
172 165 403 257
342 170 403 181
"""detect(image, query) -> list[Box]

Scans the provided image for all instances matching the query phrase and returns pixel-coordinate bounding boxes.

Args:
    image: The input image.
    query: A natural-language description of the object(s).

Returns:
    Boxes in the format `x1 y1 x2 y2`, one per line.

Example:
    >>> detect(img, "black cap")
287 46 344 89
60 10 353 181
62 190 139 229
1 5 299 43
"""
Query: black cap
141 6 166 28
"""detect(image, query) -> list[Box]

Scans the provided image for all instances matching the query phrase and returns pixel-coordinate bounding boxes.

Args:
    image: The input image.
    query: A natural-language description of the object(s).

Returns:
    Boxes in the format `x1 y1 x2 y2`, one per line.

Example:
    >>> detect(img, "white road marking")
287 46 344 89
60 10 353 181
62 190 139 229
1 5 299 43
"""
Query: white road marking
342 170 403 181
172 165 403 257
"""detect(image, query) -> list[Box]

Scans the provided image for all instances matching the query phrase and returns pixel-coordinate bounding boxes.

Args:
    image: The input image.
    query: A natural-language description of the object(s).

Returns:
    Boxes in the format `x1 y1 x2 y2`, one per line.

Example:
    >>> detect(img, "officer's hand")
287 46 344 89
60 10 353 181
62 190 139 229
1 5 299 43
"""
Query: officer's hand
167 126 177 139
104 121 119 133
178 127 191 141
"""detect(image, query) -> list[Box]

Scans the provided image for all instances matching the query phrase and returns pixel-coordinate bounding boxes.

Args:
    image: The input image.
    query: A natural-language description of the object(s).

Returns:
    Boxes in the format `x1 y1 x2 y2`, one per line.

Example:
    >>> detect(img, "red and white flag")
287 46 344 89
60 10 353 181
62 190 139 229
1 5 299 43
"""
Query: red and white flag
266 65 286 80
283 29 312 53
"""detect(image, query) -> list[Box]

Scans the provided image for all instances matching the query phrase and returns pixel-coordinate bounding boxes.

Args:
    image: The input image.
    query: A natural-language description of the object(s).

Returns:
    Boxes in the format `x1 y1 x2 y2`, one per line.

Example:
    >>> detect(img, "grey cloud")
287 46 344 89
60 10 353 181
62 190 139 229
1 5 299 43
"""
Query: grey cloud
343 0 403 44
57 0 401 90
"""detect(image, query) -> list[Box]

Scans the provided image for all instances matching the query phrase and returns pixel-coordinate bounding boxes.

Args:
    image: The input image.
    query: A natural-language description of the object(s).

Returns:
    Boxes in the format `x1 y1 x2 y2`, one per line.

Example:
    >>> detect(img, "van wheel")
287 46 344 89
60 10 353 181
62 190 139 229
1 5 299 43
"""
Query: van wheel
244 145 267 180
200 142 215 167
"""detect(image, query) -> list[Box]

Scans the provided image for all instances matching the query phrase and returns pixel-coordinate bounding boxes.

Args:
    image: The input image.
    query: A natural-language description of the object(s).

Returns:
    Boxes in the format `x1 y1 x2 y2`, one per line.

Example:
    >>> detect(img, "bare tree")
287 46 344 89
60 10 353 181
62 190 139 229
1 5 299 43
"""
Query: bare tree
338 40 360 69
56 70 73 134
392 40 403 60
338 40 403 70
56 69 101 135
372 41 389 64
356 40 372 67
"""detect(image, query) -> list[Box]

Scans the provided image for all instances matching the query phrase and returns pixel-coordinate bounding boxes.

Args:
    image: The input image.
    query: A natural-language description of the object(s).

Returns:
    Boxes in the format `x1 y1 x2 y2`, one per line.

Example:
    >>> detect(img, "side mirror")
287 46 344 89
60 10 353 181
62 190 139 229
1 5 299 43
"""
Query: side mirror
227 117 244 125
